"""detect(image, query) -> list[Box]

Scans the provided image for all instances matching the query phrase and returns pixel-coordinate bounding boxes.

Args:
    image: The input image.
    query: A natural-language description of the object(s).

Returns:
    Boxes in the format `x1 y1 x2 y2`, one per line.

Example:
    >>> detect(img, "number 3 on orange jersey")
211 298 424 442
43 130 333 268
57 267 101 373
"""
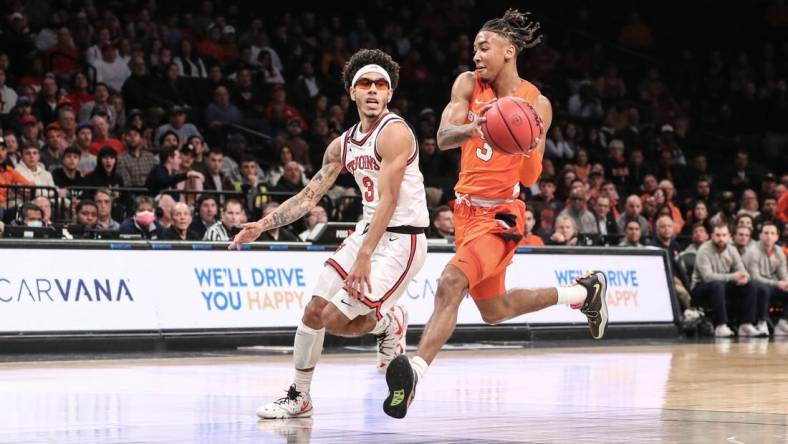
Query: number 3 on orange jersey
476 142 493 161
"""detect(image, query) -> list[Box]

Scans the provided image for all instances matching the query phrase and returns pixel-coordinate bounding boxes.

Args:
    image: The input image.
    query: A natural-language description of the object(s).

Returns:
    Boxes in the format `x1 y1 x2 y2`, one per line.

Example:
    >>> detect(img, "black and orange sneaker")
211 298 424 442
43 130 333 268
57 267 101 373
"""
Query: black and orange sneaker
383 355 417 419
575 271 609 339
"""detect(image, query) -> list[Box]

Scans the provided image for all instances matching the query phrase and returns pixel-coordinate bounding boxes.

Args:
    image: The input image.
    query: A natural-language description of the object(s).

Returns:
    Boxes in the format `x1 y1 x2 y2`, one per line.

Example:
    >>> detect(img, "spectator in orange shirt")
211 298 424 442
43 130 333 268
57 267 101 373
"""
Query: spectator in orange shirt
0 136 33 204
776 190 788 224
520 208 544 246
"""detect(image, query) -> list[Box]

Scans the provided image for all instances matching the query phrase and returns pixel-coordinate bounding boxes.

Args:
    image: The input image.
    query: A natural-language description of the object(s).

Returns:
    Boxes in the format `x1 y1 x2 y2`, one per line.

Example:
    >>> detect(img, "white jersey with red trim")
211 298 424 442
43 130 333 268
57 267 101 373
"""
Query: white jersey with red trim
340 112 429 228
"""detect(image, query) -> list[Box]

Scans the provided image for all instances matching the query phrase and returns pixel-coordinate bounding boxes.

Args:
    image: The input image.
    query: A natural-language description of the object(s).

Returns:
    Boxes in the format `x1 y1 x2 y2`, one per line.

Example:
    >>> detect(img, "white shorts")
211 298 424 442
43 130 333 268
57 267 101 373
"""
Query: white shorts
313 221 427 321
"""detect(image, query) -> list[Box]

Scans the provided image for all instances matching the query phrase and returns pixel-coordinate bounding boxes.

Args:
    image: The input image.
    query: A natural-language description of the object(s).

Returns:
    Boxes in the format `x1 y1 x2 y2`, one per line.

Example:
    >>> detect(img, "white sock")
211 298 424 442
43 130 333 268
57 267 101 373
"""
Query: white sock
370 313 390 335
556 285 587 305
410 356 428 383
292 321 325 393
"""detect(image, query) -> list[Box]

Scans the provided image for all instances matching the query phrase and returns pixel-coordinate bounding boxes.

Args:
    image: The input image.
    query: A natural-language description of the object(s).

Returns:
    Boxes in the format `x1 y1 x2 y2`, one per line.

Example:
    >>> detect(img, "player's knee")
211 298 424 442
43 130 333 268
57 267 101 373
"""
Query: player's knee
321 304 351 333
435 268 468 310
302 297 327 328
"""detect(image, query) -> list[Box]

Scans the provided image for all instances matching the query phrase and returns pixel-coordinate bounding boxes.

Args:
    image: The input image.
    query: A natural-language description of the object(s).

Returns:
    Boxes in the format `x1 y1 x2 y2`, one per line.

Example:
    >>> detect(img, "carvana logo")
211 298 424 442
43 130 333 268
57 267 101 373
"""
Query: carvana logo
0 277 134 303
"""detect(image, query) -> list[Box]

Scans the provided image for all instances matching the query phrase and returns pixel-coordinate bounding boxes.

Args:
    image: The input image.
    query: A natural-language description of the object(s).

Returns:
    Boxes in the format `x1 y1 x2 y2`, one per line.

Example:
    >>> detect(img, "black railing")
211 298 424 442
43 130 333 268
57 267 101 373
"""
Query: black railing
0 184 61 222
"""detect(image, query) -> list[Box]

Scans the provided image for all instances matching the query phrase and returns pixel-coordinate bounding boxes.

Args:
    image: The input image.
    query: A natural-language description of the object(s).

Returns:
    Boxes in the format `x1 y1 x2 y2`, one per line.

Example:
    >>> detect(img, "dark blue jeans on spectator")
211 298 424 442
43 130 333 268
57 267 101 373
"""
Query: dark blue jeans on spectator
691 281 757 326
753 283 788 321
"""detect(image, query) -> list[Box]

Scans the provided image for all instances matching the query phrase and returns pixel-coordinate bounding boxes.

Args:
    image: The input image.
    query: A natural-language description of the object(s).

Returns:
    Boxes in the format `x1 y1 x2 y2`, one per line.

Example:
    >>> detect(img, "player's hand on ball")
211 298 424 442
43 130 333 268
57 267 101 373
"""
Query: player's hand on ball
228 221 264 250
345 254 372 300
472 98 497 138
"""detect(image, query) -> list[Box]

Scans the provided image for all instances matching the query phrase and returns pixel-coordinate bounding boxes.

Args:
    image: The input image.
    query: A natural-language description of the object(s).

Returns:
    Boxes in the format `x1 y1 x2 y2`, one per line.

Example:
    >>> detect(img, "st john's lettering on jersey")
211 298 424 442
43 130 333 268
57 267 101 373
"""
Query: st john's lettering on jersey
345 154 380 174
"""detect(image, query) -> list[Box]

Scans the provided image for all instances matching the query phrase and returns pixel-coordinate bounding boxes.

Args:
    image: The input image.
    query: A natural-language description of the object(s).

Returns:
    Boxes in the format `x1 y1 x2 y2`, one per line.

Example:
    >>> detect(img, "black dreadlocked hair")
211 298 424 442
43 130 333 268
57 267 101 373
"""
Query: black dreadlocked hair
342 49 400 92
480 9 542 54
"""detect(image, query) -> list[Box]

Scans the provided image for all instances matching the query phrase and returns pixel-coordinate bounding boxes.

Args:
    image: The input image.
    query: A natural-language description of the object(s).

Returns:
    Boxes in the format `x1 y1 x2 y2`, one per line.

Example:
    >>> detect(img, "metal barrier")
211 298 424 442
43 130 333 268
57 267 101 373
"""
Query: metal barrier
0 184 61 222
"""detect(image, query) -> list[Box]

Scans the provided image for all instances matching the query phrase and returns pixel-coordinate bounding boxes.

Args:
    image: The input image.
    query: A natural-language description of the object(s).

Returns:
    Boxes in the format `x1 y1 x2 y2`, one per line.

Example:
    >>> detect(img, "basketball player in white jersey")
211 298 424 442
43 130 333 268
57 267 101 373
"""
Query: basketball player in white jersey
230 49 429 419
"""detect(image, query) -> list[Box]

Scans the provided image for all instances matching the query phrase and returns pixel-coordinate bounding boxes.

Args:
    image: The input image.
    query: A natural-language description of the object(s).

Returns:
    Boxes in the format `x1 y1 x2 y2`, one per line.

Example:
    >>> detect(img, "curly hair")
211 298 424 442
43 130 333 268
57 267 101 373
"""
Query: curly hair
342 49 400 91
480 9 542 54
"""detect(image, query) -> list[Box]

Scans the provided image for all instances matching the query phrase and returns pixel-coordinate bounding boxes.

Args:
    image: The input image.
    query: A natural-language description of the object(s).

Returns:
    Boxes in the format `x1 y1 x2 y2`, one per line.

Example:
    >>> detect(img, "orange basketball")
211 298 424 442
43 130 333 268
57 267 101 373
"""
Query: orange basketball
481 96 542 155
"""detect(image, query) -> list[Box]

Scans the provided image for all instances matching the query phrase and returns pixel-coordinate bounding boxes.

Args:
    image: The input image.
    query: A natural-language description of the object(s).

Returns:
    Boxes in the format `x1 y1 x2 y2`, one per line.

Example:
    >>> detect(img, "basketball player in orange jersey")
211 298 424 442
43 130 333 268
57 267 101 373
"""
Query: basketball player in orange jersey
383 10 609 419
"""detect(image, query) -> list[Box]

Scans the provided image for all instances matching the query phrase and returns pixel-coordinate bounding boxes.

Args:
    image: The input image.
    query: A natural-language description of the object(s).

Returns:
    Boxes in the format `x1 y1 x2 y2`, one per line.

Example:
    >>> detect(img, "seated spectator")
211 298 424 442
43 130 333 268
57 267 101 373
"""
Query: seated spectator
154 106 202 150
117 126 158 187
189 195 219 239
202 150 235 192
237 156 267 197
94 188 119 230
16 144 55 188
558 188 597 234
709 191 738 231
51 146 83 189
91 44 130 92
618 219 644 247
733 225 754 257
69 199 98 234
204 85 242 127
83 147 124 188
272 161 307 202
2 132 20 166
592 195 619 240
163 202 201 240
155 194 177 229
256 202 300 242
742 222 788 336
74 123 96 174
681 200 710 237
548 215 578 246
40 123 67 171
736 213 755 234
651 215 691 308
145 147 203 196
119 196 164 240
520 208 544 246
204 199 243 241
690 223 759 337
298 205 328 241
31 196 53 227
657 179 684 234
275 119 312 173
755 195 783 233
13 202 45 227
0 137 34 205
738 189 760 219
87 114 124 156
267 146 307 187
428 205 454 241
617 194 650 236
683 223 710 254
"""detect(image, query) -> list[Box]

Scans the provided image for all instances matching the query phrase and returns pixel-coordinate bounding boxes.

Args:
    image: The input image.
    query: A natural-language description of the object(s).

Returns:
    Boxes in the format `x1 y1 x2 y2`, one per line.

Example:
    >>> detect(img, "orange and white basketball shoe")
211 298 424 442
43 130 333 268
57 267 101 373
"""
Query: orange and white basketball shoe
376 305 408 372
256 384 313 419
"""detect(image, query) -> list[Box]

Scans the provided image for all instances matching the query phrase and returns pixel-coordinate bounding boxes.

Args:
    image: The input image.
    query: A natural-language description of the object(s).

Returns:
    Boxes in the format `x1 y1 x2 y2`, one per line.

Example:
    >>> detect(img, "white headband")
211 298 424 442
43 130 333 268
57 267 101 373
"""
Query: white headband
351 64 392 88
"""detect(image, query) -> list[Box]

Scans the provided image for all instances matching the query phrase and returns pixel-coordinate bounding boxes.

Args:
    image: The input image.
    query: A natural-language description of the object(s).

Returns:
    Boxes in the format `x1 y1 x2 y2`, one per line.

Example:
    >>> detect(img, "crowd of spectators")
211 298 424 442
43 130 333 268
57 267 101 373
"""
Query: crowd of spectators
0 1 786 333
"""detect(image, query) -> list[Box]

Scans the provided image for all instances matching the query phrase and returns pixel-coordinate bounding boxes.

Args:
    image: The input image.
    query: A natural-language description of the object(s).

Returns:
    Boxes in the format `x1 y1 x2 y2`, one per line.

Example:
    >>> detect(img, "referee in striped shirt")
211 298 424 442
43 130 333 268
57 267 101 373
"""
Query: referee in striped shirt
203 199 243 241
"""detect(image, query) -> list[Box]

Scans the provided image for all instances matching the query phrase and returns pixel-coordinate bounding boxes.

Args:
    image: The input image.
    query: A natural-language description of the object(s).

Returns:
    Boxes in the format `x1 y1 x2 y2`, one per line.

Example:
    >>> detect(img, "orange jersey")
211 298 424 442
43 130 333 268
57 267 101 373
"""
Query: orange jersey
455 72 543 200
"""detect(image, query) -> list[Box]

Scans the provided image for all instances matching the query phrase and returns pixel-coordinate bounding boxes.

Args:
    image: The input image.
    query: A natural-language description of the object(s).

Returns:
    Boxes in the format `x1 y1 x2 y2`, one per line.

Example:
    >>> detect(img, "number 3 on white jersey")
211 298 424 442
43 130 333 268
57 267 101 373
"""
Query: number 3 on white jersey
476 142 493 161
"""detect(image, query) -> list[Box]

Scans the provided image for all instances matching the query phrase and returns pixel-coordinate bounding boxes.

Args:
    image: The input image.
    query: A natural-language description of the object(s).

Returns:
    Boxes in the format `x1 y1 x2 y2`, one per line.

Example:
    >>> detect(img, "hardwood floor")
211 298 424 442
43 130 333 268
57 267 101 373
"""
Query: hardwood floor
0 340 786 443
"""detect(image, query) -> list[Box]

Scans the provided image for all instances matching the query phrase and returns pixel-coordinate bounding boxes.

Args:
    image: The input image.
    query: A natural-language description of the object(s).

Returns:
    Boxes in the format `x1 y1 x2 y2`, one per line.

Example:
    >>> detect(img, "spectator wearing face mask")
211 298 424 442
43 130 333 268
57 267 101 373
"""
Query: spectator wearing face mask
14 202 45 227
119 195 164 239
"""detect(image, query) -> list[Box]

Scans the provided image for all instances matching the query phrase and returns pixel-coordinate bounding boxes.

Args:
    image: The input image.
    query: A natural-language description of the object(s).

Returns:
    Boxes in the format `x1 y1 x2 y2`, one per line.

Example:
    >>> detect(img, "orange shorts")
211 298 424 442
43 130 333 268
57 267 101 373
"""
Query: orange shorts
448 199 525 300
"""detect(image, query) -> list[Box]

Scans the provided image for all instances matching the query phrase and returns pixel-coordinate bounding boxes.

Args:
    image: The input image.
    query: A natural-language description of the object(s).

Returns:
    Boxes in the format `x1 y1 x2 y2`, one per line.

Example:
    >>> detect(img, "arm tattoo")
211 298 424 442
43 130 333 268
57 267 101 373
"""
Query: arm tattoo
259 145 342 231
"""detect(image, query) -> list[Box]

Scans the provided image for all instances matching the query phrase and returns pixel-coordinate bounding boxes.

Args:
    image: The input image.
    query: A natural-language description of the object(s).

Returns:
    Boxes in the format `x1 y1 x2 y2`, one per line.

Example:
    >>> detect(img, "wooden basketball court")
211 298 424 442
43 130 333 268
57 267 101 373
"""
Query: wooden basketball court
1 340 786 443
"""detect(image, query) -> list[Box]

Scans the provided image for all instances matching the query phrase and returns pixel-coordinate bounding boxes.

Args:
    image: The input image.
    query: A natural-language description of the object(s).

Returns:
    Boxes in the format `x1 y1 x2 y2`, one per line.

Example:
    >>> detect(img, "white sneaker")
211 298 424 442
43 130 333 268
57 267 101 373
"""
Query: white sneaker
756 321 770 336
714 324 735 337
376 305 408 372
737 323 762 337
775 319 788 337
256 384 313 419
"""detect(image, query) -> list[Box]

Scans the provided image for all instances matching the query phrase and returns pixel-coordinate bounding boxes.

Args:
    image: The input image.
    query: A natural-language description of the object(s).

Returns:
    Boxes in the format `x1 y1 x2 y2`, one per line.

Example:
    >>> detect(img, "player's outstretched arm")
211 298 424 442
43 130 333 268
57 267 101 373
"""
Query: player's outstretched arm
344 123 411 298
436 72 493 150
228 137 343 249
